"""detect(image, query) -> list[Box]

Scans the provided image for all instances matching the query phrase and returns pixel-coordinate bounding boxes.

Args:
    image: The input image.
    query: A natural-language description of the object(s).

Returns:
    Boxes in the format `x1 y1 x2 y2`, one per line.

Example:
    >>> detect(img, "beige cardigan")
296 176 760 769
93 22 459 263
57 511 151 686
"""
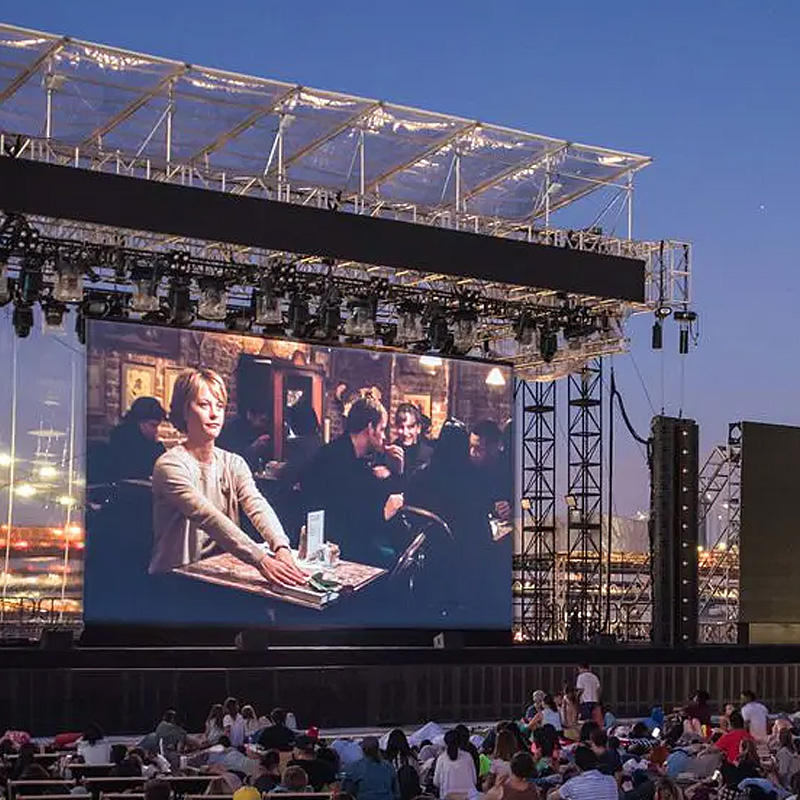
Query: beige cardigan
149 444 290 573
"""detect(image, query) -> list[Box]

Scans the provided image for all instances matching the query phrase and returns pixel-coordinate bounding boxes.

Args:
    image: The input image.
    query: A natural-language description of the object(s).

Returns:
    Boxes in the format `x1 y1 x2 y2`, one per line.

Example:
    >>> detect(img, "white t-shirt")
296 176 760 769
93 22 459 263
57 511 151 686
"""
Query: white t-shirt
576 670 601 704
223 713 246 747
741 700 769 740
433 750 478 799
76 739 111 765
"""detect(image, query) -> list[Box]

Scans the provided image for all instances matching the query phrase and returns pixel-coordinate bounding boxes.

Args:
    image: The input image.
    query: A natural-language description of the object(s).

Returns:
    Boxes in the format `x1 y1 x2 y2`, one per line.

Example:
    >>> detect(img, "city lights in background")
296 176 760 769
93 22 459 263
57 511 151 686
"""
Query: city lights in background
0 453 12 467
14 483 38 498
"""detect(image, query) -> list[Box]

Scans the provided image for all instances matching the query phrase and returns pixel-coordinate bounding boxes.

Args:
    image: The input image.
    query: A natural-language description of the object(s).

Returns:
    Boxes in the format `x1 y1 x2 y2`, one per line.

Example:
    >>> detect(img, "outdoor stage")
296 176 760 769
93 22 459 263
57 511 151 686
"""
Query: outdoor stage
4 641 800 735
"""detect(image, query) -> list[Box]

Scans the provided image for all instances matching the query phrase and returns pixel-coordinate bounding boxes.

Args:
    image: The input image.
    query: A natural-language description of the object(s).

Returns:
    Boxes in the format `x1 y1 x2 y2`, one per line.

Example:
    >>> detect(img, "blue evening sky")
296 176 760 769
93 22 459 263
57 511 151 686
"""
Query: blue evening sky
3 0 798 513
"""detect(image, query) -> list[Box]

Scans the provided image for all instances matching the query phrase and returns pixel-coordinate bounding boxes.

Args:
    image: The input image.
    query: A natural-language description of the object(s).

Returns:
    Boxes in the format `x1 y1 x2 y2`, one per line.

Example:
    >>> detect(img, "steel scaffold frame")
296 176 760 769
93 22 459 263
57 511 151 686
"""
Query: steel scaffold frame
565 361 604 639
514 379 558 641
697 422 741 643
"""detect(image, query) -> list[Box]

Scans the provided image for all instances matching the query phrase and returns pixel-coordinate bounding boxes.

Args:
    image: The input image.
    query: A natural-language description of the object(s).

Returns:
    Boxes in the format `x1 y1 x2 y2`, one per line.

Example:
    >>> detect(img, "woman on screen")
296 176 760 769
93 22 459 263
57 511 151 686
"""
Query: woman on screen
149 368 307 587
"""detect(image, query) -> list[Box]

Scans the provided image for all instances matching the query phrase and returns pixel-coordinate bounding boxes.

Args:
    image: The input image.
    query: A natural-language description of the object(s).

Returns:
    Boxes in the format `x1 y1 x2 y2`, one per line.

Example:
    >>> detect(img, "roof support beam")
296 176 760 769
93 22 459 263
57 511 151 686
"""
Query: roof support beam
357 121 478 196
82 62 189 147
187 85 299 164
0 36 69 105
275 100 383 174
464 142 570 201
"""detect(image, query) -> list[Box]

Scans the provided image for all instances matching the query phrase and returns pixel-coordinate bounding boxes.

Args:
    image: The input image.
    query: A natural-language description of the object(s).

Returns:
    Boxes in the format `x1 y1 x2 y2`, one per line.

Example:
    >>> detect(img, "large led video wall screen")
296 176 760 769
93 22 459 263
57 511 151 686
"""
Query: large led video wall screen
84 320 513 629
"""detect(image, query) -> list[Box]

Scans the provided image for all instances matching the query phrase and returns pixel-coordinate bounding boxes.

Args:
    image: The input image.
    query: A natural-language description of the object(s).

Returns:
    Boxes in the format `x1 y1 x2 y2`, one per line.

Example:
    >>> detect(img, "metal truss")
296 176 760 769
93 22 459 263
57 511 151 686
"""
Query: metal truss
513 379 558 642
698 422 741 643
565 360 604 639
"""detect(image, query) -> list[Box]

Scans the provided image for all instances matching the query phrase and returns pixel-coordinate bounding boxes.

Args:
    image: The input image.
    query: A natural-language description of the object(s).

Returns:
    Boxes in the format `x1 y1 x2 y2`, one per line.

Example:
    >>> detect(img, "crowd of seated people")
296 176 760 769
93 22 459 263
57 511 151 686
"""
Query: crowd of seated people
5 674 800 800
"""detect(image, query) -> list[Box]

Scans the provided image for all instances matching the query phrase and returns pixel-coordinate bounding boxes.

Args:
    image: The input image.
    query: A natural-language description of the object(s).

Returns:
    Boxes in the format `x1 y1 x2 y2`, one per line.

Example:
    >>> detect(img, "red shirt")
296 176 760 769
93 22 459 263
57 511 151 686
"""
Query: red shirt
715 729 754 763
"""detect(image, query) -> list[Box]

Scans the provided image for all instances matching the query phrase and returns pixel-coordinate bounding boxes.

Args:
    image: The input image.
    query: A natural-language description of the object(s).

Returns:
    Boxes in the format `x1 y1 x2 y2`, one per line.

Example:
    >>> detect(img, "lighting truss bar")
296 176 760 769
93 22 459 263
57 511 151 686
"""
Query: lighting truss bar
0 36 69 105
0 157 646 301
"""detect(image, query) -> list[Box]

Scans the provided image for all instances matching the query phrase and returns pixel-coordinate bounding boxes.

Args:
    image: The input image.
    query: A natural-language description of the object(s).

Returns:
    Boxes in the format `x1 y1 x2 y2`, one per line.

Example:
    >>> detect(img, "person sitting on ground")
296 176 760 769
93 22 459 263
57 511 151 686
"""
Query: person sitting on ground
524 690 546 724
288 734 338 791
187 735 258 777
76 723 111 765
343 737 400 800
454 724 481 784
241 705 266 739
384 729 420 800
254 749 282 794
776 727 800 789
272 766 313 794
590 729 622 777
714 710 755 764
258 707 297 751
561 686 581 740
682 690 712 736
483 729 516 790
531 725 559 776
485 752 540 800
152 709 187 764
223 698 246 748
556 745 618 800
432 730 477 800
204 704 225 746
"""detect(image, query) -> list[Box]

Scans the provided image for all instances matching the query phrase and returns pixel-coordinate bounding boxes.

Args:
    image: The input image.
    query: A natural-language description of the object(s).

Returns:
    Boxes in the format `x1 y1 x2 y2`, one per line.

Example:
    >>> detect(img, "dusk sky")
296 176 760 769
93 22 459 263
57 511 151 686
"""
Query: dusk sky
2 1 798 515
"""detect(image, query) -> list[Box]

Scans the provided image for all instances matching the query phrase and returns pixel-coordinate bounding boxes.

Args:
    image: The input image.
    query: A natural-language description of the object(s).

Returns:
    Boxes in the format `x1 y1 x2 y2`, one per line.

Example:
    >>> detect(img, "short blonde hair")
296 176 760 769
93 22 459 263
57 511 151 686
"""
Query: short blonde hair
169 368 228 433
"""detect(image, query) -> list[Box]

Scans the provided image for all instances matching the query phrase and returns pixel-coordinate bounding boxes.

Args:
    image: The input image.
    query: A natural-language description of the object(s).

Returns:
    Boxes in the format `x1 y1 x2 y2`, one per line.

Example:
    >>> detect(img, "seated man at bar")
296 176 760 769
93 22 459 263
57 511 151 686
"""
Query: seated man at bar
149 368 306 586
391 402 432 481
469 419 512 521
107 396 167 481
216 400 273 472
299 394 404 566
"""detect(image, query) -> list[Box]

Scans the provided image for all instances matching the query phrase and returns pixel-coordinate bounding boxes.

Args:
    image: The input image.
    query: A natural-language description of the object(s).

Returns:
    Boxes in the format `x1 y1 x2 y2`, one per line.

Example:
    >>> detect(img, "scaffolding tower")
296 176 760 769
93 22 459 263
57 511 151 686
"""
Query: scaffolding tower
565 361 604 640
514 380 558 641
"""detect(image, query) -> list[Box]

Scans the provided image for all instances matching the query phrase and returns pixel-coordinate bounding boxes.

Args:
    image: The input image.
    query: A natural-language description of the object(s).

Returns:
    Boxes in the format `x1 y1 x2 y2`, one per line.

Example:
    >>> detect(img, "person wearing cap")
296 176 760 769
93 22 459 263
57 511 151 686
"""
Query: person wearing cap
343 736 400 800
288 734 338 791
107 396 167 481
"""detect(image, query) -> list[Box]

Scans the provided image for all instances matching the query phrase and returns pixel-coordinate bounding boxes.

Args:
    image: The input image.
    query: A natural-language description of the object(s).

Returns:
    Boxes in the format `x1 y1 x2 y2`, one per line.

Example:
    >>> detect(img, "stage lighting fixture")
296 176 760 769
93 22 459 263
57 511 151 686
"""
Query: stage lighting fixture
225 308 253 332
198 277 228 321
286 293 309 338
53 255 84 303
168 278 194 326
169 250 190 270
12 302 34 339
130 264 160 312
396 301 424 344
344 295 376 339
253 274 283 326
315 287 342 340
651 319 663 350
679 326 689 355
516 312 537 348
451 308 478 354
0 255 10 306
75 309 86 345
485 367 506 388
426 305 451 352
18 258 43 305
82 293 110 317
42 300 67 331
539 327 558 363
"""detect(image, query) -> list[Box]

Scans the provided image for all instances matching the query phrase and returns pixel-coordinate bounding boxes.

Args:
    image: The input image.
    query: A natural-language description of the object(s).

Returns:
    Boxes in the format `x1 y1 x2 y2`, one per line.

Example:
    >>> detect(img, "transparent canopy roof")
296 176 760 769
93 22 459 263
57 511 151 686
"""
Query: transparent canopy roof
0 23 651 223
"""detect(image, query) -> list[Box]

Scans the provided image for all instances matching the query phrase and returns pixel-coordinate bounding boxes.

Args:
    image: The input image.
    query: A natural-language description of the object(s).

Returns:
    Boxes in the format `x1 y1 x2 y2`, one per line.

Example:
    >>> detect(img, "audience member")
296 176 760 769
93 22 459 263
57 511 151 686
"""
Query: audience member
741 690 770 741
258 708 297 751
556 745 618 800
715 710 755 763
254 750 282 793
483 728 516 790
485 752 540 800
288 734 338 791
223 698 246 748
575 663 602 721
204 704 225 746
433 730 477 800
384 729 421 800
76 723 111 765
144 778 171 800
343 737 400 800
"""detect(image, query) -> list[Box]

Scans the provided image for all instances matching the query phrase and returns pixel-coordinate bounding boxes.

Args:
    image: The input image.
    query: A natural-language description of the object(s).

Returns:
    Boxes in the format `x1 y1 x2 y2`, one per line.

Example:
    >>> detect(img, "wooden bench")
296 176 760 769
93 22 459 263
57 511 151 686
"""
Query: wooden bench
69 764 117 779
9 781 75 800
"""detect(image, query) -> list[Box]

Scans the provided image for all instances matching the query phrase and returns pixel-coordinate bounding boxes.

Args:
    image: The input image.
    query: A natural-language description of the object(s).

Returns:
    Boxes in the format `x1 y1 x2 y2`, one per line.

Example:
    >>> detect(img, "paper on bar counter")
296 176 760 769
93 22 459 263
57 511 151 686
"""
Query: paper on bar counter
173 546 386 610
